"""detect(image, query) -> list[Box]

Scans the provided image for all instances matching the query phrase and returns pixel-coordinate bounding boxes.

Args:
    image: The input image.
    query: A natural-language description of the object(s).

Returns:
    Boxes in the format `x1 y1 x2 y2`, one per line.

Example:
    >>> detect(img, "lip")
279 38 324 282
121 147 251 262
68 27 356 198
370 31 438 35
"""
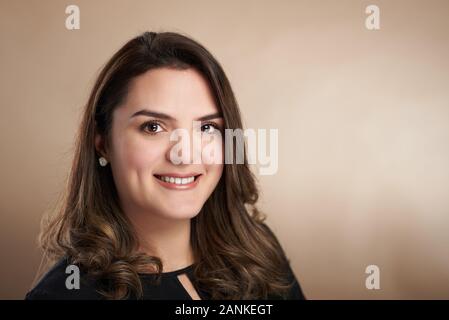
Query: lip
154 173 201 178
153 173 202 190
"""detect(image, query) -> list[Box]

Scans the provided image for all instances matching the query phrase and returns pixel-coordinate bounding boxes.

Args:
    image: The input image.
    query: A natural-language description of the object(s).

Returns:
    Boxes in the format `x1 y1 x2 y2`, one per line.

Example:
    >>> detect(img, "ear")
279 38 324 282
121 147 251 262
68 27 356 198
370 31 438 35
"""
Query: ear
94 122 108 159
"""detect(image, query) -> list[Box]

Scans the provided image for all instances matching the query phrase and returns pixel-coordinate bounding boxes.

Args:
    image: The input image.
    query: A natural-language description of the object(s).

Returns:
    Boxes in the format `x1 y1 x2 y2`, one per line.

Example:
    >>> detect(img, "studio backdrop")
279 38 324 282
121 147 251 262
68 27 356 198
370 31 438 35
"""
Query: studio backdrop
1 0 449 299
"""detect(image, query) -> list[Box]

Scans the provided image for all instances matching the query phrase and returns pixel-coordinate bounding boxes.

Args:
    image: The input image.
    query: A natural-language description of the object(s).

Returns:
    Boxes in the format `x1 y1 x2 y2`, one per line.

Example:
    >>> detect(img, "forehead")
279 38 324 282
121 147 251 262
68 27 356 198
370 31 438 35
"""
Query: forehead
117 67 219 120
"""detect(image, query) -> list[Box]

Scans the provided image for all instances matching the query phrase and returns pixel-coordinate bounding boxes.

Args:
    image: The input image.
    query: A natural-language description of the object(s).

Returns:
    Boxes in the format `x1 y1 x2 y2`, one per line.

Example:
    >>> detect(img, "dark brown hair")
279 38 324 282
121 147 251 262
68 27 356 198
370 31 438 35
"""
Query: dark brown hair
39 31 294 299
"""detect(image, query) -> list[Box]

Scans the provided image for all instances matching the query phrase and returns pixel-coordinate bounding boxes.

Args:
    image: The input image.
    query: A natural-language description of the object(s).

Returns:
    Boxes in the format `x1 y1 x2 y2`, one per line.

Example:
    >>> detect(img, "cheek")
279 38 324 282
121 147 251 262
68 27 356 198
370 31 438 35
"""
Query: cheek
115 134 166 171
206 163 224 184
201 134 224 165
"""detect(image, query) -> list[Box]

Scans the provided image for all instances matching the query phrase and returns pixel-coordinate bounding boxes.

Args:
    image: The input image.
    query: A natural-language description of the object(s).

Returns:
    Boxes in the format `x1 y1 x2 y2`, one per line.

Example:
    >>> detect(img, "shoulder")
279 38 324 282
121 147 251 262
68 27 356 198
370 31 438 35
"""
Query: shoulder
25 258 102 300
259 222 307 300
259 222 278 239
258 222 288 257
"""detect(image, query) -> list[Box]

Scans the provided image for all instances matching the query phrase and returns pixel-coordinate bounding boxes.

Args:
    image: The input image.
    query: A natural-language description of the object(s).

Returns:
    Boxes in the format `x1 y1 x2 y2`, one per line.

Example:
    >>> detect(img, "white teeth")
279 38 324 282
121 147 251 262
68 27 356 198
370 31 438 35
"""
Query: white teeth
158 175 196 185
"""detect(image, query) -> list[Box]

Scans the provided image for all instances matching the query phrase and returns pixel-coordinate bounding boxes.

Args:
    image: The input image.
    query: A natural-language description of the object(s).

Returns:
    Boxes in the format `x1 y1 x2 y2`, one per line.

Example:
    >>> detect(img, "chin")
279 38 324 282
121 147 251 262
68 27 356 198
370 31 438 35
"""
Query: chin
157 203 203 220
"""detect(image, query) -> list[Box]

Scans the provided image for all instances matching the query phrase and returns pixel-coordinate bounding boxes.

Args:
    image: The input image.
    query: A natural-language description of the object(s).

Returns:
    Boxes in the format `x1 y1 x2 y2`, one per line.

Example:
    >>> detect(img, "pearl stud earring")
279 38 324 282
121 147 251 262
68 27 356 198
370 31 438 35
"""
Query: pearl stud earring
99 157 108 166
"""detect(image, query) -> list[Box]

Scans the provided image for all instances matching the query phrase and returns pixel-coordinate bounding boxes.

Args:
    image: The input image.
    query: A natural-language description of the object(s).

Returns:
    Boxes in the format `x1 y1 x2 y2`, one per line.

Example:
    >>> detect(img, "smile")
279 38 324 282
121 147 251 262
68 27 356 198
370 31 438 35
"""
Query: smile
153 174 202 190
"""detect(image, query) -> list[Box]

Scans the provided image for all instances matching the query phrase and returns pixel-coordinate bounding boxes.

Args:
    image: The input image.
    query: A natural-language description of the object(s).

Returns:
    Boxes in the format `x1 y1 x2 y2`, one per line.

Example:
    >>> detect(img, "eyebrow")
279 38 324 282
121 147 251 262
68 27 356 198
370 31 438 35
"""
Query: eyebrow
130 109 223 121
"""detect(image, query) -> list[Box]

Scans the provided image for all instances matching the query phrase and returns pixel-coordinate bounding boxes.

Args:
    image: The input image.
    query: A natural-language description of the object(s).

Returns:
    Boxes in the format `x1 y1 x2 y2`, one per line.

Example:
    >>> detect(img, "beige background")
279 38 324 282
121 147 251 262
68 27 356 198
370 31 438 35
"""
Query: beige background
1 0 449 299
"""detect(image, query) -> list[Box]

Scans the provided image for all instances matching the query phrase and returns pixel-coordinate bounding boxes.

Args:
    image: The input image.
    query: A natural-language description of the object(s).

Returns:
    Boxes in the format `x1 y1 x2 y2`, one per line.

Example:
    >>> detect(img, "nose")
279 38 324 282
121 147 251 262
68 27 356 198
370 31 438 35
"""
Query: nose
165 124 203 165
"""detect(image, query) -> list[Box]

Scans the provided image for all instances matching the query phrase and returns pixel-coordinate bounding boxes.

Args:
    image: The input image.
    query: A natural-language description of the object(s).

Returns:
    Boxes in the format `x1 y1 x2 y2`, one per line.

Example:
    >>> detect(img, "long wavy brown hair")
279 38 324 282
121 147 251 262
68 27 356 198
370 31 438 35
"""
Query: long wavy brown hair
38 31 294 299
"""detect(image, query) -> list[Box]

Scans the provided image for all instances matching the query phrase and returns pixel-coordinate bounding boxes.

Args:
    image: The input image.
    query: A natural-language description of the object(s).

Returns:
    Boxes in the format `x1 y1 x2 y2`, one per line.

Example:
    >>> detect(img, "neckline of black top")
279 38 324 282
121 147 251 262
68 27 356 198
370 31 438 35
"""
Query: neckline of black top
140 263 195 278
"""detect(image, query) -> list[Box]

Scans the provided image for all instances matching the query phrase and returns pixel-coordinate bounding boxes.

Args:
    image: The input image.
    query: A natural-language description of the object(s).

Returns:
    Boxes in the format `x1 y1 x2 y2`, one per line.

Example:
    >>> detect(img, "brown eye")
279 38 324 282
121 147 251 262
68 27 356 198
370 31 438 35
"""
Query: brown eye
201 122 220 134
141 121 163 135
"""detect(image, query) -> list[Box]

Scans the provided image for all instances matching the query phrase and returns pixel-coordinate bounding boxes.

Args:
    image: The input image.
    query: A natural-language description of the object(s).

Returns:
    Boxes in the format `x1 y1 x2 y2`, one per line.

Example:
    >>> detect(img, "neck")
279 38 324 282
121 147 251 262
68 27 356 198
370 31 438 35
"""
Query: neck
124 207 195 273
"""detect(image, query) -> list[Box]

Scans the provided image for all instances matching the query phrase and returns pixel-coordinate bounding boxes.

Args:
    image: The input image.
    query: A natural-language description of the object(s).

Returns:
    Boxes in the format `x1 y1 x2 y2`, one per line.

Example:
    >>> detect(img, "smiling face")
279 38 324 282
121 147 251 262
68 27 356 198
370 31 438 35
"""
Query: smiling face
96 67 224 221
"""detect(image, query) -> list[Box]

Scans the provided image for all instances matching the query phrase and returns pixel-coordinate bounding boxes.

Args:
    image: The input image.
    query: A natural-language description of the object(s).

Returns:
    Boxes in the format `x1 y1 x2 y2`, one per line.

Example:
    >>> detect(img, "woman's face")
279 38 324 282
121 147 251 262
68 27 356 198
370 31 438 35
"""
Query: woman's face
96 67 224 221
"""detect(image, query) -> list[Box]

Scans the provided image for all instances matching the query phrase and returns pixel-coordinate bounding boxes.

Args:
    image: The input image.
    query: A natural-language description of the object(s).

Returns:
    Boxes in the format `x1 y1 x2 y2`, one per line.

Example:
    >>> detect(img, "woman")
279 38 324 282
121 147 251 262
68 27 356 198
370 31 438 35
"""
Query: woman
25 31 306 300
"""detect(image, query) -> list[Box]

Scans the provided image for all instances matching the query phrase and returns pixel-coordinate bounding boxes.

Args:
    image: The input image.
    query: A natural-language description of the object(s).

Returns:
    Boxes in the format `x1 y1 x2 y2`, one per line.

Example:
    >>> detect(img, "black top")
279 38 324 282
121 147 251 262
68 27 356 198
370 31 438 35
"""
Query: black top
25 258 305 300
25 224 306 300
